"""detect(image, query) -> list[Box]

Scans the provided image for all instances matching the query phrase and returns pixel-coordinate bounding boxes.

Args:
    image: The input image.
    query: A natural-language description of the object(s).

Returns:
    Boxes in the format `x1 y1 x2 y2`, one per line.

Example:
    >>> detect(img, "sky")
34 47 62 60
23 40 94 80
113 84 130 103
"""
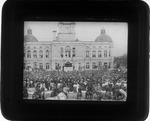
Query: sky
24 22 128 57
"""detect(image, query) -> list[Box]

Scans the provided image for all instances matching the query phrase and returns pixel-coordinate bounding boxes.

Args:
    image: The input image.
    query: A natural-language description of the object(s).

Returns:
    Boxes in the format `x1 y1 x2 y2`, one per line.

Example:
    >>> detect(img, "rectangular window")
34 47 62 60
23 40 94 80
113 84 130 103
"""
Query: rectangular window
46 63 49 69
46 55 49 58
39 63 43 69
86 62 90 69
40 55 43 58
92 62 97 69
98 51 102 57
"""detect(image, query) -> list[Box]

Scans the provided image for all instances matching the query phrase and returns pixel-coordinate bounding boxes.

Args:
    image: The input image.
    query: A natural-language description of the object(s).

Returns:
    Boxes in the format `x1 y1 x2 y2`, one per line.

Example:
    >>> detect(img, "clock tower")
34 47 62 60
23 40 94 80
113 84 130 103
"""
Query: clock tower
58 22 76 41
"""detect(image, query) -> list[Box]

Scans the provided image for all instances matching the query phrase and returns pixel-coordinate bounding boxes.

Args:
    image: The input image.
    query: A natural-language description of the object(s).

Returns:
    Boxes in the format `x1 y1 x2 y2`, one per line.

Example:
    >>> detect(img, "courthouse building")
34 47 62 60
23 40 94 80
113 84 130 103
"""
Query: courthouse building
24 22 114 71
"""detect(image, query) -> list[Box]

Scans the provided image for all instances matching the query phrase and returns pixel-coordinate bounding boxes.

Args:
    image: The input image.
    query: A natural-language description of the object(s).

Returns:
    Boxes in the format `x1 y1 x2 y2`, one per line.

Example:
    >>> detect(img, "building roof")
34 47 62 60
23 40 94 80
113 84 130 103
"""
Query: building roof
95 28 113 43
24 28 38 42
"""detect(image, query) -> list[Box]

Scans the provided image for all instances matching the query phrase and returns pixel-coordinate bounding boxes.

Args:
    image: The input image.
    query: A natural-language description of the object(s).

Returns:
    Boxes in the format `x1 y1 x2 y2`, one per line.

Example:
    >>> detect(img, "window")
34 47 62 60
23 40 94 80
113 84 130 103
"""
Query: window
98 50 102 57
92 50 96 57
39 50 43 58
33 62 37 68
109 47 111 57
104 50 107 57
60 47 63 58
39 63 43 69
65 46 71 57
109 51 111 57
78 63 81 70
46 50 49 58
27 50 31 58
104 62 107 68
85 46 90 57
33 50 37 58
46 63 49 69
92 62 97 69
86 50 90 57
72 47 76 57
86 62 90 69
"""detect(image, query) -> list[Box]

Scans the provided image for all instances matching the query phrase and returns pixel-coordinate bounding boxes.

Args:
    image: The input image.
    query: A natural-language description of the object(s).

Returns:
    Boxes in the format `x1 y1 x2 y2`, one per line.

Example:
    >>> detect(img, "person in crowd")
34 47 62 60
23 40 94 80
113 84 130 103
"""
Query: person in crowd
23 66 127 101
77 85 82 99
23 87 28 99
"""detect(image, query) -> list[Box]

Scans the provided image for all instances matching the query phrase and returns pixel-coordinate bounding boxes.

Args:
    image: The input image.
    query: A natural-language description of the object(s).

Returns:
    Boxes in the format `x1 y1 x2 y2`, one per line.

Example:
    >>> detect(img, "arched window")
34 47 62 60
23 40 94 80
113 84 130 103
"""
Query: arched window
60 47 63 58
33 50 37 58
92 46 96 57
86 62 90 69
27 63 31 70
39 50 43 58
98 50 102 57
85 46 90 57
65 46 71 57
86 50 90 57
27 50 31 58
46 50 49 58
72 47 76 57
104 50 107 57
92 50 96 57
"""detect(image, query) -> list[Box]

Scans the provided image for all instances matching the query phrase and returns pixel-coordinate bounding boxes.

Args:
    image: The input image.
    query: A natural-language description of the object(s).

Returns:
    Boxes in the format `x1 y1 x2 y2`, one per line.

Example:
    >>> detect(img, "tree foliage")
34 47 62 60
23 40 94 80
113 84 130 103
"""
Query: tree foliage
114 54 127 68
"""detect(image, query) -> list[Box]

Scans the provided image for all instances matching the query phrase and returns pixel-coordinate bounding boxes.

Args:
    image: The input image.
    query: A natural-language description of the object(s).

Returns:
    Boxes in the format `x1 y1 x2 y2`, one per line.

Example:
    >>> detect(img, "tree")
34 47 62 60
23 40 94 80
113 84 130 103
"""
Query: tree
114 54 127 68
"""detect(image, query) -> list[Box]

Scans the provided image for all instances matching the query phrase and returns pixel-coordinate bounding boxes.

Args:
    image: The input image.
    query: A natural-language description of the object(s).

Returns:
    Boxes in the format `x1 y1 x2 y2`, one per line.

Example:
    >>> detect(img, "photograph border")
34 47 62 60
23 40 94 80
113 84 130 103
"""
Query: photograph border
1 1 149 120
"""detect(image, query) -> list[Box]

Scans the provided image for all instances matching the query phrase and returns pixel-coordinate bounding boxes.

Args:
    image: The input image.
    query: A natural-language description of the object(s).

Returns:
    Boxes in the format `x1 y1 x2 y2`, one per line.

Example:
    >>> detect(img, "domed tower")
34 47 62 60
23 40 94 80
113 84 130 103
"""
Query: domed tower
95 28 114 68
95 28 113 43
24 28 38 42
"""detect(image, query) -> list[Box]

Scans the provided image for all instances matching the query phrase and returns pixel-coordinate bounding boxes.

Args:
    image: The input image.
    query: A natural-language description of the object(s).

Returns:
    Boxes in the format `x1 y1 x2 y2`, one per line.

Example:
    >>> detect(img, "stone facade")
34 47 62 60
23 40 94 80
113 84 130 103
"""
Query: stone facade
24 22 114 71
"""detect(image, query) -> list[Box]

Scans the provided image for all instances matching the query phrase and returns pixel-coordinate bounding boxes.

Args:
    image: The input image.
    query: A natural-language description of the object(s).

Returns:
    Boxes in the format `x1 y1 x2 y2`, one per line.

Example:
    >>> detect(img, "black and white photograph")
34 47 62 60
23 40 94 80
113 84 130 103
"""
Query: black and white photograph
23 22 127 101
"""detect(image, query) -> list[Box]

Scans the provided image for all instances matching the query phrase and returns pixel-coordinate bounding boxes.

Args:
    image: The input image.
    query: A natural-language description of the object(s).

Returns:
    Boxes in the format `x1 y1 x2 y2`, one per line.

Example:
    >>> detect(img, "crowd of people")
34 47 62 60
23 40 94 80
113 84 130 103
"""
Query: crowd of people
23 66 127 101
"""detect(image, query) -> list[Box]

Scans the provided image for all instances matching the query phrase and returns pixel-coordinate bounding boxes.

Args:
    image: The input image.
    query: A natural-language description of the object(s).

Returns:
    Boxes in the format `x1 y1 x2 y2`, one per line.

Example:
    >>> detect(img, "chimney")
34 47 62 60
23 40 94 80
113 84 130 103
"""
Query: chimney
52 30 57 41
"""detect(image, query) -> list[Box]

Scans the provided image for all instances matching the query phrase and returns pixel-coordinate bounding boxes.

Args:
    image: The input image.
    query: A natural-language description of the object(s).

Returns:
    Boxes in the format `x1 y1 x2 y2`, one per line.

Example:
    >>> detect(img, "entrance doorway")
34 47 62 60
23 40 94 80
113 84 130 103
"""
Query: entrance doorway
64 61 73 71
